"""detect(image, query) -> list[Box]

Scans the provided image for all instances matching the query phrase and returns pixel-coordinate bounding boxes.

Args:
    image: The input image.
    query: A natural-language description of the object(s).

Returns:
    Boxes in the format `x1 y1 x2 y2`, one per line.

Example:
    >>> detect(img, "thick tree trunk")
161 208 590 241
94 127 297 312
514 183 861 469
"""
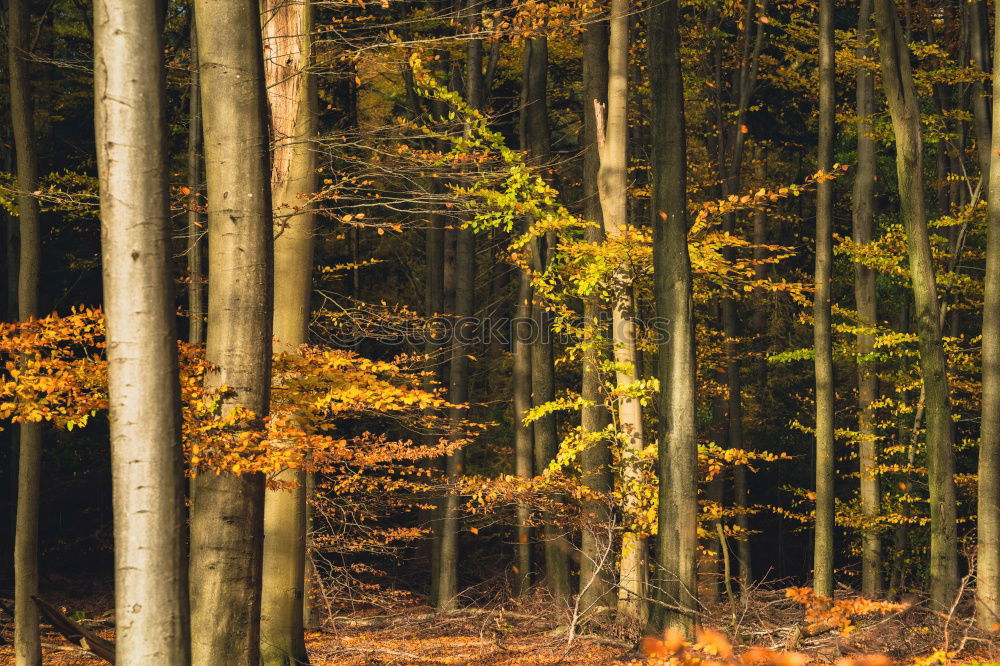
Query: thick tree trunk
649 0 698 635
812 0 836 600
189 0 273 662
975 0 1000 629
596 0 647 622
8 0 42 661
94 2 190 661
854 0 882 599
187 23 205 345
578 11 614 617
874 0 958 611
260 1 316 662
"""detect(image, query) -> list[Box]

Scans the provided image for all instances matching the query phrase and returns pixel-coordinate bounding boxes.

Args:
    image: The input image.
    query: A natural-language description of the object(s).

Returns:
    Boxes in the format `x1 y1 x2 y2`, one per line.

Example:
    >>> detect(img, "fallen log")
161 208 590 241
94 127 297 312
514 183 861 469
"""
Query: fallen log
32 596 115 663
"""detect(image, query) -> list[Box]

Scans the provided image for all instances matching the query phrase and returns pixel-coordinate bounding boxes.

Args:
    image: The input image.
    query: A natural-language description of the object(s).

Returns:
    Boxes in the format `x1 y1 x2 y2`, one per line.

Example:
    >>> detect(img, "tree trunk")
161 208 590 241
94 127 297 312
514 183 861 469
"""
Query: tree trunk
975 0 1000 628
94 2 191 660
512 266 534 595
854 0 882 599
649 0 698 635
812 0 836 600
596 0 647 622
967 0 991 183
189 0 273 661
260 0 316 662
8 0 42 661
187 23 205 345
520 34 570 601
874 0 958 611
437 9 483 608
578 10 614 617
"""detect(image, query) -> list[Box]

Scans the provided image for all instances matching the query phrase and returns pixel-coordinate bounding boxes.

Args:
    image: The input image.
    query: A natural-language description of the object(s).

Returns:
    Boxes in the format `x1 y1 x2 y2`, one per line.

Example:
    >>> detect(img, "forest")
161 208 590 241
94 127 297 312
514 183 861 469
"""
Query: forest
2 0 1000 663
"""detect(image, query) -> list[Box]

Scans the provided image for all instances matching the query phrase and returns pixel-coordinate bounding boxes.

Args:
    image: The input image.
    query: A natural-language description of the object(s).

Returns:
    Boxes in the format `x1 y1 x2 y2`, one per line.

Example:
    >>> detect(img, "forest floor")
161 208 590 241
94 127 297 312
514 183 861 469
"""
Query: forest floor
2 589 1000 664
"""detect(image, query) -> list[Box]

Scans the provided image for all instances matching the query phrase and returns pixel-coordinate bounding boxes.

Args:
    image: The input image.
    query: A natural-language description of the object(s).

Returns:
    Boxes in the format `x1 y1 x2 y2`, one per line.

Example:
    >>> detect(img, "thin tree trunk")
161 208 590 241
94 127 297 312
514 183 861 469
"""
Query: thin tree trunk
874 0 958 610
189 0 273 661
437 8 483 608
578 10 614 617
967 0 991 183
512 266 533 595
94 2 190 660
187 23 205 345
812 0 836 600
975 0 1000 628
520 34 570 601
854 0 882 599
596 0 647 622
260 1 316 662
649 0 698 635
8 0 42 660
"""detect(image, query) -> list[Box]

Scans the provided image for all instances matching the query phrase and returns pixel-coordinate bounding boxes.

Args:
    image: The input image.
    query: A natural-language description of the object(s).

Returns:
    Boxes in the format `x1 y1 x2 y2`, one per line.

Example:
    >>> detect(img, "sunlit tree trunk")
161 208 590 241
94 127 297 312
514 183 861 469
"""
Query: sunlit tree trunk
578 10 614 617
94 2 190 660
966 0 991 183
853 0 882 599
649 0 698 634
260 0 316 662
512 266 534 595
975 0 1000 629
8 0 42 661
189 0 273 661
874 0 958 610
187 23 205 345
597 0 647 622
812 0 835 600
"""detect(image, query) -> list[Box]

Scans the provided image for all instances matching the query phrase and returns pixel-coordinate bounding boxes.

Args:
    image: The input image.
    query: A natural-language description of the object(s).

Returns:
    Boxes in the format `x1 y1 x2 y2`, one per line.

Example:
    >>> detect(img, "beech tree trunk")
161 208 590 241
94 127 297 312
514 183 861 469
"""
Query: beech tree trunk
967 0 991 183
260 0 316 662
520 34 571 601
854 0 882 599
189 0 274 661
874 0 959 611
8 0 42 661
975 0 1000 629
578 11 614 617
812 0 836 600
512 265 534 595
94 2 191 661
187 23 205 345
649 0 698 634
597 0 648 622
437 9 482 608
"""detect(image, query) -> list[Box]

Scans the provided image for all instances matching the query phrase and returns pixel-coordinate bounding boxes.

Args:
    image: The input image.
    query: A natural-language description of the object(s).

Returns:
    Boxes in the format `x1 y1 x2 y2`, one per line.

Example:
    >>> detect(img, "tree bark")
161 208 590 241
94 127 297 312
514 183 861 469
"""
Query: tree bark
649 0 698 635
874 0 958 611
854 0 882 599
520 34 570 601
187 23 205 345
189 0 273 661
596 0 648 622
437 9 483 608
812 0 836 600
967 0 991 183
578 10 614 617
260 0 316 662
512 265 534 595
975 0 1000 629
8 0 42 661
94 2 191 660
